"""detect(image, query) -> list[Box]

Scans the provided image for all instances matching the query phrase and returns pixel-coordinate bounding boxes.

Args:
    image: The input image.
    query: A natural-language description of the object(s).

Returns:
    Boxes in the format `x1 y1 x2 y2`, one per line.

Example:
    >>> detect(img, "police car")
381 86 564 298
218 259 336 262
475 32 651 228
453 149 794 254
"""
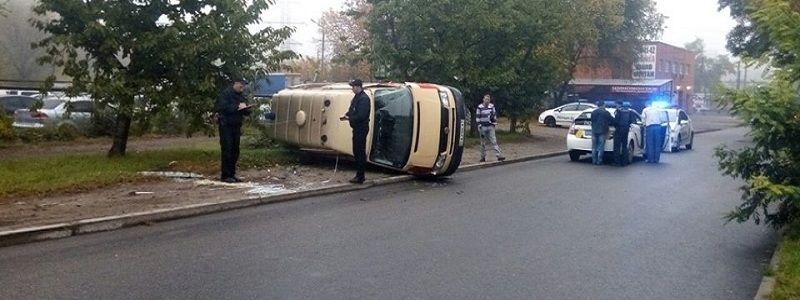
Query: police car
663 108 694 152
566 108 645 163
538 101 597 127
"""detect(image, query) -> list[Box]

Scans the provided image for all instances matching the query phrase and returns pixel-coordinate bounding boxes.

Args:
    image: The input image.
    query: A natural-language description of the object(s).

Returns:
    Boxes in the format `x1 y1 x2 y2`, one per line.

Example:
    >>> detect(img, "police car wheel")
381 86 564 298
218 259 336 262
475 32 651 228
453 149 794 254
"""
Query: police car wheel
569 150 581 162
686 133 693 150
627 142 634 164
544 116 556 127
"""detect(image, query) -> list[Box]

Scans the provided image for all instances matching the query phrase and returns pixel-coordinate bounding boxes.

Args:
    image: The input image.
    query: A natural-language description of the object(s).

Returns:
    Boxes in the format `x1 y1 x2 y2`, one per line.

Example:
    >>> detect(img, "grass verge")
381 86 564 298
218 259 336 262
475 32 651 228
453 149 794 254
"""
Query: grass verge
0 146 295 200
771 221 800 300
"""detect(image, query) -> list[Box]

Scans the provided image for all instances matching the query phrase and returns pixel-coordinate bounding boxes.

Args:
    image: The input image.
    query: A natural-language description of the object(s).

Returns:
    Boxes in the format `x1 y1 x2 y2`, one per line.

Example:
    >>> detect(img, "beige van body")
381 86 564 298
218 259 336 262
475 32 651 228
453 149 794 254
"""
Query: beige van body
267 82 466 176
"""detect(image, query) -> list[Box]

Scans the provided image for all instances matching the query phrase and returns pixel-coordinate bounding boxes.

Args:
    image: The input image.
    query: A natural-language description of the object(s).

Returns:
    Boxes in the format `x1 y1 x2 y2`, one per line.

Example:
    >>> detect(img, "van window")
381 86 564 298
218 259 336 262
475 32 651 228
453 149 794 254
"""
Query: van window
370 87 413 168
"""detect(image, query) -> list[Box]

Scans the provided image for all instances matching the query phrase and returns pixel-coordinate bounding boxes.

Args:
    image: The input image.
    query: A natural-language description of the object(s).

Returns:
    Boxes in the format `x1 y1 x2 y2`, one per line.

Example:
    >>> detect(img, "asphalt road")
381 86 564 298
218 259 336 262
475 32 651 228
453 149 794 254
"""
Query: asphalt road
0 127 776 300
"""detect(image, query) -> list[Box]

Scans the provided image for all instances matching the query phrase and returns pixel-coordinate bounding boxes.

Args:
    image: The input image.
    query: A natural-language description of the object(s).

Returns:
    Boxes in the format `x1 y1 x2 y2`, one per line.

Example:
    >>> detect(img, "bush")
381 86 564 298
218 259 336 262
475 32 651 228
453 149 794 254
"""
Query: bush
715 72 800 228
0 111 15 142
14 123 80 143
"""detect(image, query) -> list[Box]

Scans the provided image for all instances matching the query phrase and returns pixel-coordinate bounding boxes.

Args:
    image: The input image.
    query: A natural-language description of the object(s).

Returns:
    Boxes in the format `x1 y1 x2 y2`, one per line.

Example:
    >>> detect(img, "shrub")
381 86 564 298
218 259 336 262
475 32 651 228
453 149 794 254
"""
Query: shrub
715 72 800 228
0 111 15 142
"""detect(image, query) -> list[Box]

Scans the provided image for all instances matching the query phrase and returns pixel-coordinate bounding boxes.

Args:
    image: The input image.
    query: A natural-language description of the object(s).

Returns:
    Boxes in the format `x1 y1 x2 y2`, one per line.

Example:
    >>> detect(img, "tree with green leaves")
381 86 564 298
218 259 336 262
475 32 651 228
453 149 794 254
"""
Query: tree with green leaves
684 39 735 94
32 0 296 156
552 0 664 104
367 0 569 133
716 0 800 228
317 0 372 81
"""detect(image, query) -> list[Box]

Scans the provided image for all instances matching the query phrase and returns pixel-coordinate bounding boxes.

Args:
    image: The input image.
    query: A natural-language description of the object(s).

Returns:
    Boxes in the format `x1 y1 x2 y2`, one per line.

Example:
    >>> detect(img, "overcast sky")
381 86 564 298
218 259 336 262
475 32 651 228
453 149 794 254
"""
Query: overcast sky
260 0 737 58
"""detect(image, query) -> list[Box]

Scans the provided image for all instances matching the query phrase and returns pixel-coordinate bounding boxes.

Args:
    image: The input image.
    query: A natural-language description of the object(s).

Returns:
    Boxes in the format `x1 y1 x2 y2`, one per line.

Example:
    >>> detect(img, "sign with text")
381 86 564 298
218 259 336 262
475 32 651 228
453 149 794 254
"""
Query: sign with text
611 86 659 94
632 44 657 80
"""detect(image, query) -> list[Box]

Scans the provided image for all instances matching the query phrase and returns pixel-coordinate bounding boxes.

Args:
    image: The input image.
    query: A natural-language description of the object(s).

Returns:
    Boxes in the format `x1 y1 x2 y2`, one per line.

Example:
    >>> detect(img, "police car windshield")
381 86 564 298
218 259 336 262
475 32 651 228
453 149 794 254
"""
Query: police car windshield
666 110 678 122
370 87 413 168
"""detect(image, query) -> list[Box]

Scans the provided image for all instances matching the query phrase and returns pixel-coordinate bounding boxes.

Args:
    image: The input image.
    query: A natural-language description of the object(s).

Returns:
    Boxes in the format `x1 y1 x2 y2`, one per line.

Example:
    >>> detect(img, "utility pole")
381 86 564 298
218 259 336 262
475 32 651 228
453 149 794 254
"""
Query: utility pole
310 19 326 82
736 60 741 90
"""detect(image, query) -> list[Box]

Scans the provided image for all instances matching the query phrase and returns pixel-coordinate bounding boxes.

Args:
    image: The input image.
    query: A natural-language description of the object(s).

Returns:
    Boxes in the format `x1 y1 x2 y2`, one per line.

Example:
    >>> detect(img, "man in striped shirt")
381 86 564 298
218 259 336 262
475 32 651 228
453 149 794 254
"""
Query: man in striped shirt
476 94 505 162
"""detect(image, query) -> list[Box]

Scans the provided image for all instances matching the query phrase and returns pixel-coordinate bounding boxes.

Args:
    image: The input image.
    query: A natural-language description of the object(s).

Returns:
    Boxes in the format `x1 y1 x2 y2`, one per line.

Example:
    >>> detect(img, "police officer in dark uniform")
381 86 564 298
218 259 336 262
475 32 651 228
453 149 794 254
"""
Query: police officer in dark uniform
215 77 251 183
340 79 371 184
613 100 635 166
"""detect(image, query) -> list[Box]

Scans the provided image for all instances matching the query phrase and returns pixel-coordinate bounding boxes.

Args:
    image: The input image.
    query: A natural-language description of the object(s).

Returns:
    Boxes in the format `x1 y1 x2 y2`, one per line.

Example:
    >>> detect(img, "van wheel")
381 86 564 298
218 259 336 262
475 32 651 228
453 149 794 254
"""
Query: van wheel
544 116 556 127
686 133 693 150
569 150 581 162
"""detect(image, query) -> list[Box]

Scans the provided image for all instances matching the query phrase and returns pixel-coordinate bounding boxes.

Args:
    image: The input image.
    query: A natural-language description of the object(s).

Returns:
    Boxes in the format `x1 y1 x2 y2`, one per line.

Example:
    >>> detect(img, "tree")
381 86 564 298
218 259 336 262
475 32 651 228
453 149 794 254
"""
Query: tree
684 39 735 94
552 0 664 104
367 0 568 133
715 0 800 228
32 0 296 156
317 0 372 81
0 1 56 81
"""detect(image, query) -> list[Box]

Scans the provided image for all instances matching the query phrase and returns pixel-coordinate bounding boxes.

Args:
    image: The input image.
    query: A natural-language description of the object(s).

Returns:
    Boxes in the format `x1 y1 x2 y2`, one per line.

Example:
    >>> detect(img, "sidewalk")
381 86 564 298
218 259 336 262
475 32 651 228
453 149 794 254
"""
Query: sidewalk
0 114 742 244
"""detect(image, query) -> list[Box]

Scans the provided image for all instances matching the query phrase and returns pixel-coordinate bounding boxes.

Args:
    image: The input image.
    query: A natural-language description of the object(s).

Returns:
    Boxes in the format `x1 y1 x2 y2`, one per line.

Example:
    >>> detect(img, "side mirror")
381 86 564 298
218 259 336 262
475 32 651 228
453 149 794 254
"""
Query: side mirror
679 120 689 125
555 108 562 112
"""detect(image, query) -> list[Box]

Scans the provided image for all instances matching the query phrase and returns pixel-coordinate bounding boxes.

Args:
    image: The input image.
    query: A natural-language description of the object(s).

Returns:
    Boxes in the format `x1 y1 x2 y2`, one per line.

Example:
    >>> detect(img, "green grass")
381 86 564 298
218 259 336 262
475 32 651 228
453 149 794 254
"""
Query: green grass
771 221 800 300
0 146 295 200
464 130 533 148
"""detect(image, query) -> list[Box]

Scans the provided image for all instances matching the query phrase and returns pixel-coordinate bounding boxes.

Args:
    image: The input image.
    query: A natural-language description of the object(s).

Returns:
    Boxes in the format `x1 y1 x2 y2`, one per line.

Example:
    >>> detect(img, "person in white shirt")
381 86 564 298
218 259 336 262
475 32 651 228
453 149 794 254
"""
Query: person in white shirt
641 103 667 163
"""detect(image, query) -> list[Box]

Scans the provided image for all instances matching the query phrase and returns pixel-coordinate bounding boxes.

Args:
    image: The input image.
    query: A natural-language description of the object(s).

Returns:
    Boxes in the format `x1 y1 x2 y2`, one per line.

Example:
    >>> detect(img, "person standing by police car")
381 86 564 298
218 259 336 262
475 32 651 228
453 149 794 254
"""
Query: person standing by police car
612 101 635 166
215 77 251 183
340 79 371 184
590 101 614 165
476 94 505 162
641 102 666 163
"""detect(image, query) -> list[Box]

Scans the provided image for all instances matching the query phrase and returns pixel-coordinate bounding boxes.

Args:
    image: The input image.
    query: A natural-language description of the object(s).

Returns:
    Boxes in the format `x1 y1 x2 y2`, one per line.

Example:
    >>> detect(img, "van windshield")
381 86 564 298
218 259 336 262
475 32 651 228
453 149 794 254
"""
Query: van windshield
370 87 413 168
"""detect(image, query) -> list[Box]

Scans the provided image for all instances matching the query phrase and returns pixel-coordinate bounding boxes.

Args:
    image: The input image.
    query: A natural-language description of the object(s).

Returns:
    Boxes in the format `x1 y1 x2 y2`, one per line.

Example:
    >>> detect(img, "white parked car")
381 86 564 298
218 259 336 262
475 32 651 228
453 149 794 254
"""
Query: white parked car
566 108 645 164
664 108 694 152
538 101 597 127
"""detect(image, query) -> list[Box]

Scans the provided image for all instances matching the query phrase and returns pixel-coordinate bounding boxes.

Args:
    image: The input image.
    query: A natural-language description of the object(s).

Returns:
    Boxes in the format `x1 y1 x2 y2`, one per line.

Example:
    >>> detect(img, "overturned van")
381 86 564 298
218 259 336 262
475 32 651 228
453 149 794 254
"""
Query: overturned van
266 82 466 177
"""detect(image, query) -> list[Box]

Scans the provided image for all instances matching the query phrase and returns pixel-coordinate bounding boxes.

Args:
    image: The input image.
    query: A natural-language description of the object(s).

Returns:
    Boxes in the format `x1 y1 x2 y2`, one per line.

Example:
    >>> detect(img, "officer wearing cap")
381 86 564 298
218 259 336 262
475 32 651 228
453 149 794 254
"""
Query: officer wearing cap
215 77 251 183
340 79 371 184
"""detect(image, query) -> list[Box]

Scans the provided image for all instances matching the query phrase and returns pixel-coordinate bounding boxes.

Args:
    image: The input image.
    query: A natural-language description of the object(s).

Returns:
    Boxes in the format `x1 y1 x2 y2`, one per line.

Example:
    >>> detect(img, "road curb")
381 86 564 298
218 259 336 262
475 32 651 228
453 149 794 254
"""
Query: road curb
0 151 565 247
753 231 783 300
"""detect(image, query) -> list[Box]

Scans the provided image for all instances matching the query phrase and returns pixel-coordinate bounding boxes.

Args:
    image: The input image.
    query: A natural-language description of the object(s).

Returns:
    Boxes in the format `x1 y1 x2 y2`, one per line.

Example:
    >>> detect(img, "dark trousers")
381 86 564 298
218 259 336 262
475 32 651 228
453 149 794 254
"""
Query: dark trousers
352 127 368 179
219 124 242 179
613 129 629 165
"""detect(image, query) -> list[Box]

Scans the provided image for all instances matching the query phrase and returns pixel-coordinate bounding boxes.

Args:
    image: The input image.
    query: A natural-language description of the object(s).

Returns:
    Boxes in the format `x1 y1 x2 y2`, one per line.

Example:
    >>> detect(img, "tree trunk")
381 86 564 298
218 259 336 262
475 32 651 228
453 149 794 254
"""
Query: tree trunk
467 103 478 137
509 116 517 134
519 118 531 135
108 112 131 157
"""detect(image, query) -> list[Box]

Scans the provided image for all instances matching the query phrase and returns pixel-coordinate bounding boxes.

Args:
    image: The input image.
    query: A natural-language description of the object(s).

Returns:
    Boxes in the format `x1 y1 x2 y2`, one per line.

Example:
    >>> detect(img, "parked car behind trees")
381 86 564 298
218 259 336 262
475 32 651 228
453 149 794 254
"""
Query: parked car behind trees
12 95 95 132
0 95 36 115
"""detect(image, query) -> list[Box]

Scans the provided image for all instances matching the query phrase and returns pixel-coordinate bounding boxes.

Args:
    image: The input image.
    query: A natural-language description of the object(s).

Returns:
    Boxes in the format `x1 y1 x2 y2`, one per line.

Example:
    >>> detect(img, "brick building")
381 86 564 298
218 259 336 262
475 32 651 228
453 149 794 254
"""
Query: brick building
570 42 696 111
